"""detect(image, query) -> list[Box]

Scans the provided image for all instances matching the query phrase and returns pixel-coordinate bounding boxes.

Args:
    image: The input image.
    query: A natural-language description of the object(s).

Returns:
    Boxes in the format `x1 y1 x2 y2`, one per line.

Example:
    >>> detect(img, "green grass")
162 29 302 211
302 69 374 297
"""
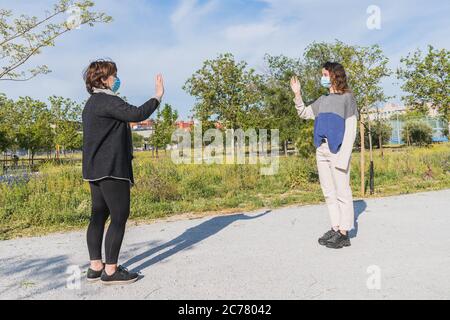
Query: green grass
1 143 449 240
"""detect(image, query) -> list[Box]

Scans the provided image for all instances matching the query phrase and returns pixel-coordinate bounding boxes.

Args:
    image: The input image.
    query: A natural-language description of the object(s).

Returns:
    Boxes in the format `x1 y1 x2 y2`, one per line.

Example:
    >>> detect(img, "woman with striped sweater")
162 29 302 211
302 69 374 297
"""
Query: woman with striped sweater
290 62 358 249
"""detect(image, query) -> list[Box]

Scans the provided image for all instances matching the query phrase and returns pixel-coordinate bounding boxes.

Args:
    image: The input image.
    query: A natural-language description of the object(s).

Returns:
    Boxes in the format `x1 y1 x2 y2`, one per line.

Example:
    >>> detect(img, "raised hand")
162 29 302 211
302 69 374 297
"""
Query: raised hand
290 76 301 97
155 74 164 101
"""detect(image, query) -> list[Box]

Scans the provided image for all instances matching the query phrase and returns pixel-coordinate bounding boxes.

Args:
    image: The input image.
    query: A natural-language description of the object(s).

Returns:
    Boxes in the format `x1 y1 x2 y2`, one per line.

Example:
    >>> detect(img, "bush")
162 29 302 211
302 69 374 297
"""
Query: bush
356 120 392 148
295 120 315 158
402 120 433 146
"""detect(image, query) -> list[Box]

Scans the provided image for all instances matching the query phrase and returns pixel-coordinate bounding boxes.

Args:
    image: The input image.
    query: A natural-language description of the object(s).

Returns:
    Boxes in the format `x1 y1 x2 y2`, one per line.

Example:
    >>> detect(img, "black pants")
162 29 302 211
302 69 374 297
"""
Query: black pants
87 178 131 265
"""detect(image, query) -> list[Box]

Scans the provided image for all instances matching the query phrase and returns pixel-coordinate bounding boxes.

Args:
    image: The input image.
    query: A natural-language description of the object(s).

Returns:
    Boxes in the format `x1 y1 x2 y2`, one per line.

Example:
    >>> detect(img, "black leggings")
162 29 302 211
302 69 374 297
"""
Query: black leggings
87 178 131 265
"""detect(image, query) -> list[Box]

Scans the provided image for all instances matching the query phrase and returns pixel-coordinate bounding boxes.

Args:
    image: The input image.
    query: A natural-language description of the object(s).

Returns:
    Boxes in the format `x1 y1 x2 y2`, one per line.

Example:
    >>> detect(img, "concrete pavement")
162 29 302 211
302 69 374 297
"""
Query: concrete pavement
1 189 449 300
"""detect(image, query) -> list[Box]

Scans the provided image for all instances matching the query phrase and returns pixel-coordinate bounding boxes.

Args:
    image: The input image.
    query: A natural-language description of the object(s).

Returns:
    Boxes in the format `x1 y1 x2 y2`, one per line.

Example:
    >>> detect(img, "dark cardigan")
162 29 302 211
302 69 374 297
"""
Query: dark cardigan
82 92 160 186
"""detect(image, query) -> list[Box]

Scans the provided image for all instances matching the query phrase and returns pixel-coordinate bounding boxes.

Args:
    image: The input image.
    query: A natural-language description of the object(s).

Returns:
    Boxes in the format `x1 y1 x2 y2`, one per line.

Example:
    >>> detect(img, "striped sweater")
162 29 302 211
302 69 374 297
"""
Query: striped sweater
294 92 358 171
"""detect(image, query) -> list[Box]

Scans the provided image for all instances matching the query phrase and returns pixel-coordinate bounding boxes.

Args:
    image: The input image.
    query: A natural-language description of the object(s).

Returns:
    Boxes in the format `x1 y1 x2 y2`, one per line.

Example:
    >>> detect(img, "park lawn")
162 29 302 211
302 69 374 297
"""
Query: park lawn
0 143 449 240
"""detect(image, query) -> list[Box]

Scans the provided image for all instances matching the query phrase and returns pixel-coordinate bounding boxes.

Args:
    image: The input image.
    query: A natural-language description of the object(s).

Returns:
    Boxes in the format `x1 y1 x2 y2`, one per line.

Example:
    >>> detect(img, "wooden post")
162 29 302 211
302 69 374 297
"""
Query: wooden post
359 116 365 196
368 120 374 195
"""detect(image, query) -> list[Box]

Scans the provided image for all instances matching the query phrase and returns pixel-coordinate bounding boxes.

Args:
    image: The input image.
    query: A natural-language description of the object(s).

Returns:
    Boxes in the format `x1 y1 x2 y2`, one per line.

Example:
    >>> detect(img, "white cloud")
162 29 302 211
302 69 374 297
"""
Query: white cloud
1 0 449 119
170 0 218 28
224 22 278 41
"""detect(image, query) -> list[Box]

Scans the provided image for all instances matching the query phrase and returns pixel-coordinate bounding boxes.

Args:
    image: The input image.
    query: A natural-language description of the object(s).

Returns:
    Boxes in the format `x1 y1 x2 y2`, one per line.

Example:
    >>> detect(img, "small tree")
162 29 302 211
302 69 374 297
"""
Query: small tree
402 121 433 146
132 132 144 149
15 97 54 163
48 96 82 157
355 120 392 149
149 104 178 156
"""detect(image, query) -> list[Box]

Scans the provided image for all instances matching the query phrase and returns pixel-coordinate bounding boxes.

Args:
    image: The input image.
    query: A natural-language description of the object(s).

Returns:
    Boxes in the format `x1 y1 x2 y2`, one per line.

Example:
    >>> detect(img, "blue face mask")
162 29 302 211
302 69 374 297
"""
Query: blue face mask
111 77 121 93
320 76 331 89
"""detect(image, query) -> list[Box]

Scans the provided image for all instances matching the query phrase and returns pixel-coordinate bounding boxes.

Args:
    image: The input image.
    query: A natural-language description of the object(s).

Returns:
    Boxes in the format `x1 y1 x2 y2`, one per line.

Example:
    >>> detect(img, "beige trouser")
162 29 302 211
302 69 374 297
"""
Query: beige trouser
316 142 355 231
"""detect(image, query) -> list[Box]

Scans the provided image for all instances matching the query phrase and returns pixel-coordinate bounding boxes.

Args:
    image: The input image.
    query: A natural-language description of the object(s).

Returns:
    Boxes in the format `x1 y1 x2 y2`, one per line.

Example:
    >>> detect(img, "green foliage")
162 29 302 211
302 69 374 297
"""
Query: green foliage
0 94 84 156
0 0 112 81
183 53 263 130
0 93 16 152
132 132 144 149
14 97 55 159
48 96 82 151
149 103 178 151
402 120 433 146
356 120 393 148
397 45 450 121
260 54 303 149
295 120 315 158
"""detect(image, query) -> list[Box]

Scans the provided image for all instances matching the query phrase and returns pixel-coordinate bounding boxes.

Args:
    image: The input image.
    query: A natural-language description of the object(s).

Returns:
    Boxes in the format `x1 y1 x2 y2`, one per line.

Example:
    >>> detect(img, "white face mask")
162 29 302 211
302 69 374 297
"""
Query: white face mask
321 76 331 88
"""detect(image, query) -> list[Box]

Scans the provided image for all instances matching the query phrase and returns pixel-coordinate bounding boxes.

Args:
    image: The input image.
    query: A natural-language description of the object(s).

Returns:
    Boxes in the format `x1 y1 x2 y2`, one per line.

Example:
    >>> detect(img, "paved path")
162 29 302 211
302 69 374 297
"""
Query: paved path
1 190 449 300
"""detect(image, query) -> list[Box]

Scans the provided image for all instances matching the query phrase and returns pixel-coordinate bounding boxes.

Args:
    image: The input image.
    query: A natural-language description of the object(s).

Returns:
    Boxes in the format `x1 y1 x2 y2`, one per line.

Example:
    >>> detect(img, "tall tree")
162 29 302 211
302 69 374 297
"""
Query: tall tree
397 45 449 123
0 0 112 81
15 97 54 163
184 53 262 131
48 96 82 157
261 54 304 155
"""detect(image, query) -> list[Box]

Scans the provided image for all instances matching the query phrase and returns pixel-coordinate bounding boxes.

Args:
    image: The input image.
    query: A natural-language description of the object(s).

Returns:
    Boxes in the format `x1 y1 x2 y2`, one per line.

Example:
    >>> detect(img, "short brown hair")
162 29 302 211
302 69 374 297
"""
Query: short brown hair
323 62 350 94
83 59 118 94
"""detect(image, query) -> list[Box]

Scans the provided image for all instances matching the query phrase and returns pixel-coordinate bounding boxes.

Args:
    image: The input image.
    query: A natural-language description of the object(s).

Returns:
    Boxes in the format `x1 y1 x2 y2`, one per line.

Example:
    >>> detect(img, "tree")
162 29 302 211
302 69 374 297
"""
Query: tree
183 53 262 131
149 103 178 156
397 46 450 123
132 132 144 149
261 54 305 155
303 40 392 195
402 120 433 146
14 97 54 163
0 94 16 153
356 120 392 149
48 96 82 156
0 0 112 81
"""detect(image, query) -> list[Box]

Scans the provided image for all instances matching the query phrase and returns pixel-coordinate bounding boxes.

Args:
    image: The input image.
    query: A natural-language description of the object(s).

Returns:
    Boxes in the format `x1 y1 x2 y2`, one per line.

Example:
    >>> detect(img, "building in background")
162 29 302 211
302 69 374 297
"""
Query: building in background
367 103 448 144
130 119 154 139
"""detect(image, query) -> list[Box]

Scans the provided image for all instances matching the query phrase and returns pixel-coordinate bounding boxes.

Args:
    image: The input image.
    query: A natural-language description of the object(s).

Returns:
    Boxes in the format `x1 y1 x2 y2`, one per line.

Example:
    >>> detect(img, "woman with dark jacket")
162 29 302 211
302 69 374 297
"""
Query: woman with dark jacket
82 59 164 284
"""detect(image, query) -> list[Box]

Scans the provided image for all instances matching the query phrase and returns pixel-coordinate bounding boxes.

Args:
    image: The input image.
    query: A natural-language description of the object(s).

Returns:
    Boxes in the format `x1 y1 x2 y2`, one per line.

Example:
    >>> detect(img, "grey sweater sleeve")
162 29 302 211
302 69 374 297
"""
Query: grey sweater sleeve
102 95 160 122
335 94 358 171
293 96 321 119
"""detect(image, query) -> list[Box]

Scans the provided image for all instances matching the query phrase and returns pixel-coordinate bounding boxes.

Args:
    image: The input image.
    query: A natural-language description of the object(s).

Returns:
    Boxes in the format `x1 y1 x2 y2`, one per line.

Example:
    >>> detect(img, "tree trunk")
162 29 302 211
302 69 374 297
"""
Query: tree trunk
359 118 365 196
284 140 288 156
379 132 384 159
368 121 374 195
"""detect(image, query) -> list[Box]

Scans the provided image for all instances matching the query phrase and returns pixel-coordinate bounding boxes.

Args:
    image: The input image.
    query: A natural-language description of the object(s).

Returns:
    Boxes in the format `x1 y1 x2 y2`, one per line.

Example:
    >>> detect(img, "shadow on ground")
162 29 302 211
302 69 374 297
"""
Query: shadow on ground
123 210 271 272
349 200 368 239
0 255 88 299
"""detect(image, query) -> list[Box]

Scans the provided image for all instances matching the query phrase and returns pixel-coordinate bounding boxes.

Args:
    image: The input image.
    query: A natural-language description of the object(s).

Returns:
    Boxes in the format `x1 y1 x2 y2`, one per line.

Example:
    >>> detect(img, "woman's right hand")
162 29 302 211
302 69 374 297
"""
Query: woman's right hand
155 74 164 101
290 76 301 97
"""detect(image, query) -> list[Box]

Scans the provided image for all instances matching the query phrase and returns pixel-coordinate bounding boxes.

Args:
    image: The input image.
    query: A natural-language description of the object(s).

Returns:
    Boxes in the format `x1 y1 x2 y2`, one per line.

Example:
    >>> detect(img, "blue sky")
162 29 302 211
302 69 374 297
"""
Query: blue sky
1 0 449 119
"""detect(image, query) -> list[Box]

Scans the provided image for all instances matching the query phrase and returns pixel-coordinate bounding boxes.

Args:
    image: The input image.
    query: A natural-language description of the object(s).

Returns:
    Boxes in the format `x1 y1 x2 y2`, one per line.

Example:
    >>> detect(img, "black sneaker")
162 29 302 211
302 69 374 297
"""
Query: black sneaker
101 265 139 285
326 232 351 249
86 267 104 282
318 229 338 246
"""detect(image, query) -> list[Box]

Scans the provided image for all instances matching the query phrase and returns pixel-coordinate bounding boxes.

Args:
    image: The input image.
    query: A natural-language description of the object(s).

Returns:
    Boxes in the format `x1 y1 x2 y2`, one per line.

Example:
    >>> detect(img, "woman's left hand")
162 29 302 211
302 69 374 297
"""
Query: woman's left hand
155 74 164 101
